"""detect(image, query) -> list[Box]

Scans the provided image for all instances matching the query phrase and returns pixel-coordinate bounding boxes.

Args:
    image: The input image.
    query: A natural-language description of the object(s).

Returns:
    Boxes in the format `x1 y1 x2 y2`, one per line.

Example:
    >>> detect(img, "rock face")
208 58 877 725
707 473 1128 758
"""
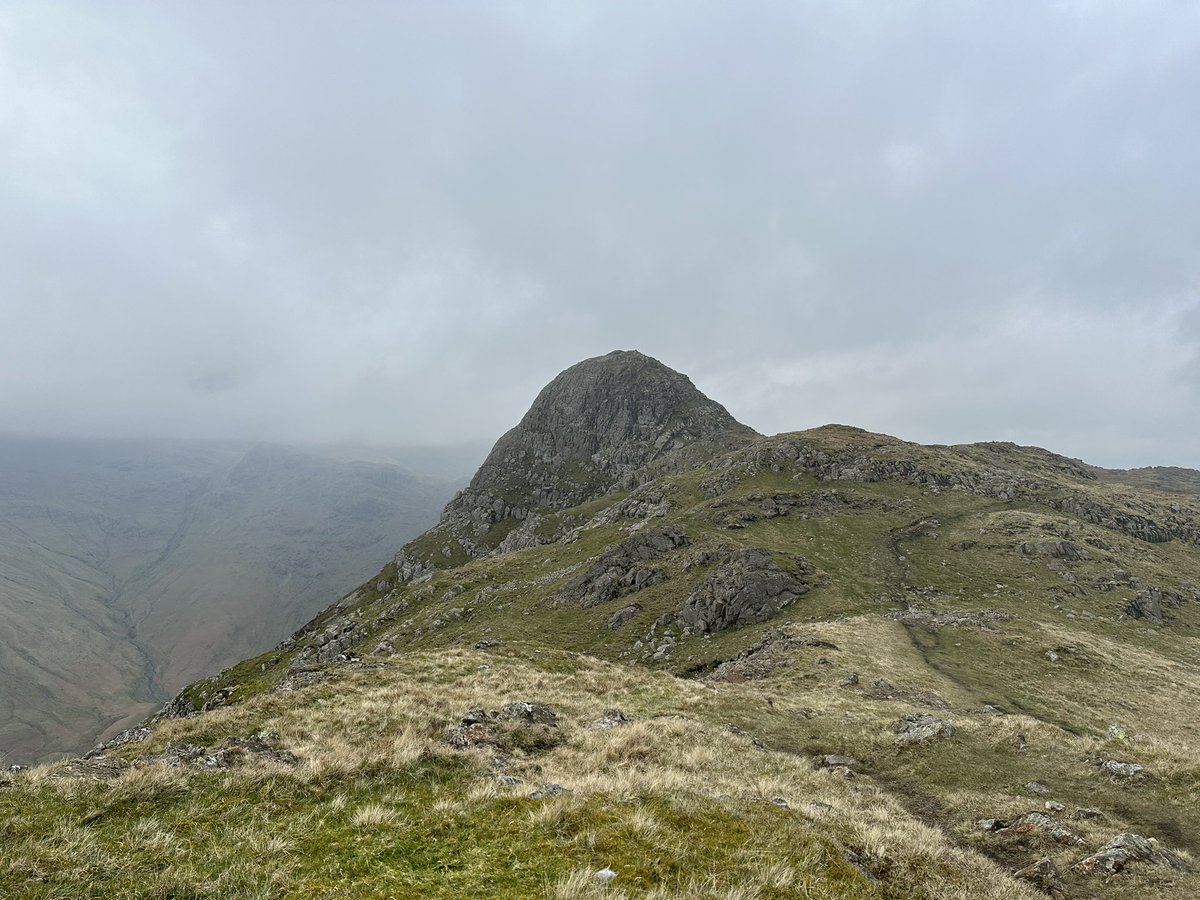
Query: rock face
474 350 752 501
676 549 812 634
407 351 756 566
557 527 689 608
1018 540 1091 561
1125 587 1186 623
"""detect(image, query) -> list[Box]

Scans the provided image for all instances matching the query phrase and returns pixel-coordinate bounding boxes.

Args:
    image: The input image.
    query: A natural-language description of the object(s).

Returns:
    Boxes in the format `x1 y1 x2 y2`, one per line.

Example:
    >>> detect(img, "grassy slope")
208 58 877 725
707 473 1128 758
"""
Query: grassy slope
1 649 1039 900
3 426 1199 898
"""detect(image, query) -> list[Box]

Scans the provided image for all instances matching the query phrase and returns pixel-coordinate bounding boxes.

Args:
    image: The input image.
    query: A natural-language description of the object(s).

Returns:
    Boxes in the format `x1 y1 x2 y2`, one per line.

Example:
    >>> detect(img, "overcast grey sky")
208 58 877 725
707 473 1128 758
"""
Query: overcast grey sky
1 1 1198 468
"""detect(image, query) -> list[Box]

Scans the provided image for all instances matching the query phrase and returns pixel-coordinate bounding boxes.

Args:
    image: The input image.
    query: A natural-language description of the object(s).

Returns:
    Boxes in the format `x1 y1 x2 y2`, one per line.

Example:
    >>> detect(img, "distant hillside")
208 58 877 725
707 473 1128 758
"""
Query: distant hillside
0 437 463 763
1097 464 1200 497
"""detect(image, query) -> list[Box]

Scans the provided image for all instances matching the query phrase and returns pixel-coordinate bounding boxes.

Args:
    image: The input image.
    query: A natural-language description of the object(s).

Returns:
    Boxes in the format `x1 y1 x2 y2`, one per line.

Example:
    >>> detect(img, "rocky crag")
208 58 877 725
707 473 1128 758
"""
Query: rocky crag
395 350 756 574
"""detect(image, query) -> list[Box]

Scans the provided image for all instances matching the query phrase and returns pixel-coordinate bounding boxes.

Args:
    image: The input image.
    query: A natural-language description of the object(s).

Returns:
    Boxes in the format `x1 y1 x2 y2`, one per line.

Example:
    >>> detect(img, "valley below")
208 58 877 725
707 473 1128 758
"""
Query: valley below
0 437 467 764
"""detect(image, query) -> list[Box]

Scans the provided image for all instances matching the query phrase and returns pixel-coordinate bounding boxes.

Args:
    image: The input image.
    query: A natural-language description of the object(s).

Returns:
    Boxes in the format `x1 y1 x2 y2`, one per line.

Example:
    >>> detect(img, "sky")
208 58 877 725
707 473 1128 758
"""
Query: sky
1 1 1198 469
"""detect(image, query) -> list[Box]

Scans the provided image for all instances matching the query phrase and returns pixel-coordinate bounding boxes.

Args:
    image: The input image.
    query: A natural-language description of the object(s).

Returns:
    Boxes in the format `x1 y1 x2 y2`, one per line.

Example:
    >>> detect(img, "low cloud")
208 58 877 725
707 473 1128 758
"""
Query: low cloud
0 2 1197 467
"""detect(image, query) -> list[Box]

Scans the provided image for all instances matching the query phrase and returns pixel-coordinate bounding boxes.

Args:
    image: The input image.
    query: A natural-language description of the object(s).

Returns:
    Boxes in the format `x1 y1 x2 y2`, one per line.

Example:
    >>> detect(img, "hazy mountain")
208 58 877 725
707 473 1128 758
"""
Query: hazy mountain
4 353 1199 899
1096 465 1200 498
0 437 464 763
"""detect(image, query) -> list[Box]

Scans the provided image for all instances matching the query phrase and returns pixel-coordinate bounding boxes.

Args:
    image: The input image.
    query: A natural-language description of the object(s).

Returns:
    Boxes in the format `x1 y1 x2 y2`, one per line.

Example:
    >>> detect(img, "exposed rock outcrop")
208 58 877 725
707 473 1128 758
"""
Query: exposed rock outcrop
556 527 689 608
1013 857 1060 894
445 701 563 753
1074 833 1185 875
895 714 956 746
1018 540 1091 561
676 549 813 634
1126 587 1186 623
978 813 1084 845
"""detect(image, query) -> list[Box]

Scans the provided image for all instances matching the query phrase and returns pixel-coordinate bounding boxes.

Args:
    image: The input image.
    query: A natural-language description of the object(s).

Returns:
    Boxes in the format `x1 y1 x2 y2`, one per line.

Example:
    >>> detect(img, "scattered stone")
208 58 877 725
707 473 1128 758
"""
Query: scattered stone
841 672 859 686
871 679 950 709
770 797 789 808
473 639 504 651
895 714 956 746
1045 800 1065 813
888 607 1014 631
1107 723 1131 742
950 540 977 551
85 726 152 758
488 753 510 771
984 813 1085 845
1074 833 1185 876
446 701 561 752
54 733 299 780
1013 857 1059 895
839 848 879 882
724 723 766 750
707 628 838 682
498 701 558 727
148 736 299 770
272 668 333 694
805 801 833 816
530 783 571 800
51 756 131 781
1045 650 1059 662
587 709 631 731
594 866 618 884
193 737 299 769
1026 781 1050 795
1073 807 1105 821
1102 760 1144 778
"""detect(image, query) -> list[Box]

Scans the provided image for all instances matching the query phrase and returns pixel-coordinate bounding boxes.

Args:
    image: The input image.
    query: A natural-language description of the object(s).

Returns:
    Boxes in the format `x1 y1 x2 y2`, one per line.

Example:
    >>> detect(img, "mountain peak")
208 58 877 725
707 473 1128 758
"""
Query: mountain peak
408 351 756 566
470 349 753 504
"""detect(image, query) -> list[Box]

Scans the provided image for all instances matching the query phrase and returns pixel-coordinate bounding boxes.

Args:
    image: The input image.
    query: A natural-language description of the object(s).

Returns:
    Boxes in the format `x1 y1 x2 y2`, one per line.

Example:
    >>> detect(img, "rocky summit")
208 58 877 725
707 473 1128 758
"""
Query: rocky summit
397 350 756 570
4 351 1200 900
